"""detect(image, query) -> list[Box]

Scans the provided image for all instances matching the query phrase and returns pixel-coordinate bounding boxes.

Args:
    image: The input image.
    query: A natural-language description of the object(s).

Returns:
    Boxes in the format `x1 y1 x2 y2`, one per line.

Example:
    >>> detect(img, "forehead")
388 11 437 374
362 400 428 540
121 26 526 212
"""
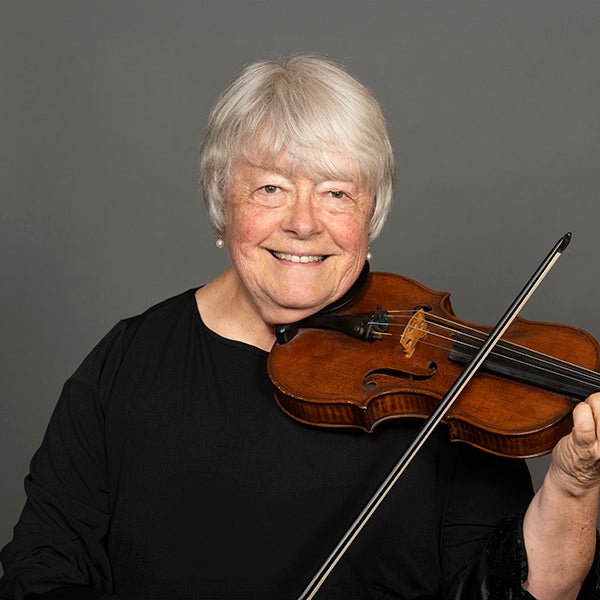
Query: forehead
238 146 367 187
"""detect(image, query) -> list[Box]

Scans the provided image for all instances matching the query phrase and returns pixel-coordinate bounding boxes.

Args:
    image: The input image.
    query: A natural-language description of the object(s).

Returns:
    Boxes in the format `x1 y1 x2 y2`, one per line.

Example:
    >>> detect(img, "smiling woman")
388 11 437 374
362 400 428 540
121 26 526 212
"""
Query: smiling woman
196 55 395 347
202 159 374 345
1 54 599 600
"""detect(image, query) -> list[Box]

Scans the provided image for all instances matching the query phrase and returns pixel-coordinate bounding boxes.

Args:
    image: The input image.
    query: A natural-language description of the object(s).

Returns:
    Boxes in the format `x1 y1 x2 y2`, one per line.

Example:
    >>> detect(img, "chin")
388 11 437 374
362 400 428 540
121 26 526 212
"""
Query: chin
266 296 329 325
281 286 332 308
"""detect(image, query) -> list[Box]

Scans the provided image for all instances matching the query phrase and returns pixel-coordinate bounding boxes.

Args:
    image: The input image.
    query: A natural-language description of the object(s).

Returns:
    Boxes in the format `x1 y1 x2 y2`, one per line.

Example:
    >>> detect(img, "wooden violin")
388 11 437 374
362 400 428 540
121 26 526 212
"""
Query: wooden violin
268 262 600 459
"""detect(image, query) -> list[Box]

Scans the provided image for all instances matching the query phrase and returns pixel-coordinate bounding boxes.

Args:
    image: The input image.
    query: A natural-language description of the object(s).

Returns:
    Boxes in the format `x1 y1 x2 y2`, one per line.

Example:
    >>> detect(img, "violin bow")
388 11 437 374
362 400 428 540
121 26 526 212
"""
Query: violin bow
298 232 572 600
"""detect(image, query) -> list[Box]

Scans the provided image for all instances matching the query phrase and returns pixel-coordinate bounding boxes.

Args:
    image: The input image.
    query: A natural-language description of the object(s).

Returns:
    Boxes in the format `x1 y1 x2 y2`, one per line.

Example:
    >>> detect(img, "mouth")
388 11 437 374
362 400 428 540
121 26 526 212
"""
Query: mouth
270 251 326 264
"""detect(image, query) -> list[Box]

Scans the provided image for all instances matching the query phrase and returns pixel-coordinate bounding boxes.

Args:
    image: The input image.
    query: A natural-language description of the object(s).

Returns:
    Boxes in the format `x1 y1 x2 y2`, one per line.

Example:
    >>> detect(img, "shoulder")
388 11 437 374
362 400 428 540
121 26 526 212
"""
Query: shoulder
70 288 200 392
114 287 200 346
120 287 198 334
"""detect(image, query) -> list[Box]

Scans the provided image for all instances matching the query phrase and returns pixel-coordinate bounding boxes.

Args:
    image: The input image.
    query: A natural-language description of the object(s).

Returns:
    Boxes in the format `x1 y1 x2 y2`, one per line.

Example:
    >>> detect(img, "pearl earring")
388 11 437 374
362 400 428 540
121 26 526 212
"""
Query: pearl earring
366 248 373 262
215 237 225 249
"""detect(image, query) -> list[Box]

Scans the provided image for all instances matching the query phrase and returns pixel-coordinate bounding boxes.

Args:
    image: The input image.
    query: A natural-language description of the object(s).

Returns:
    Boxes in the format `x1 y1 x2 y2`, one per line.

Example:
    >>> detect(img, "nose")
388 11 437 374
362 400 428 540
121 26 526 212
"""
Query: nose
283 186 322 239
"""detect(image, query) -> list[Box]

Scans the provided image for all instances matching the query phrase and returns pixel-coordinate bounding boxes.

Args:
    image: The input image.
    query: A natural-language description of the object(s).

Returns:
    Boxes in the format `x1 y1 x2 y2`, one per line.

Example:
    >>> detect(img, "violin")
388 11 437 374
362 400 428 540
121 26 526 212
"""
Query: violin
268 264 600 459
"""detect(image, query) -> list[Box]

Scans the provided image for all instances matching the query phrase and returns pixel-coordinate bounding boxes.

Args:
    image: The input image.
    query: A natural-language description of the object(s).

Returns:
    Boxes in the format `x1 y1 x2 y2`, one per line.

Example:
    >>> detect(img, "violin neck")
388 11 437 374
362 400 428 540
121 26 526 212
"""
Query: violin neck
448 334 598 401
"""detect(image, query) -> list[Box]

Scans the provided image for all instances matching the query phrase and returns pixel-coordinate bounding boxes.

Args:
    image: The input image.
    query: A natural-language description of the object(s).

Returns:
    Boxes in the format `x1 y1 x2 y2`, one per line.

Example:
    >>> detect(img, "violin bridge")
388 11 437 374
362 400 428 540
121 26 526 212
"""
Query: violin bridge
400 308 428 358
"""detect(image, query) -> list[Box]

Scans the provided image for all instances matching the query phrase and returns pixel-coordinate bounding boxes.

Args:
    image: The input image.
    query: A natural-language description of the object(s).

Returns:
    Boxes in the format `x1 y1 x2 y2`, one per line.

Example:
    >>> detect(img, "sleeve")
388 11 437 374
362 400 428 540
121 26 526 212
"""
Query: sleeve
0 323 128 600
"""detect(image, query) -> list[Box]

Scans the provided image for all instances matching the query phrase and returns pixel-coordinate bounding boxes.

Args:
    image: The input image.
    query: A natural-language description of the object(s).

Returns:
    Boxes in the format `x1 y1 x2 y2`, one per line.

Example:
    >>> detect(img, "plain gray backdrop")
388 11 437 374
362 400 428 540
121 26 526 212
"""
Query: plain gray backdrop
2 0 600 570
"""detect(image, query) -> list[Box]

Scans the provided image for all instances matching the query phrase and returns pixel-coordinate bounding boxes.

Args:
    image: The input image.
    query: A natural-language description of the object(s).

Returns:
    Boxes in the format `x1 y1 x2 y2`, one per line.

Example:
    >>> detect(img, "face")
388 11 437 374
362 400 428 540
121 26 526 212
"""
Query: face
224 156 373 326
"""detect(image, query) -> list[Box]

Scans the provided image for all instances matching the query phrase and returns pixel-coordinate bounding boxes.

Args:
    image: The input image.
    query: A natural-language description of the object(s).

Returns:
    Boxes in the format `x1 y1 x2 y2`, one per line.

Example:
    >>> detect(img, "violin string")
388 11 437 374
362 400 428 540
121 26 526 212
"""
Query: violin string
380 310 600 383
411 330 598 393
424 313 600 386
394 323 600 394
399 313 600 388
424 313 600 380
421 316 600 389
368 312 600 390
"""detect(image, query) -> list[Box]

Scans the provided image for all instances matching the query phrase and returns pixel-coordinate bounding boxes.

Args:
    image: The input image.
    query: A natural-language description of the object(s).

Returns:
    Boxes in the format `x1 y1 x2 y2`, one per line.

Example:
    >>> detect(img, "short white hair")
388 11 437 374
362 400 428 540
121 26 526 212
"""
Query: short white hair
199 54 395 240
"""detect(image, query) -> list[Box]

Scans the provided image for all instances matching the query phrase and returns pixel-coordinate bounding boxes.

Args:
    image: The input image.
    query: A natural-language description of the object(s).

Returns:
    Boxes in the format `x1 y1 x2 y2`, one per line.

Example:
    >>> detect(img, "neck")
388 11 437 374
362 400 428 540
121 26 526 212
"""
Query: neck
195 269 278 352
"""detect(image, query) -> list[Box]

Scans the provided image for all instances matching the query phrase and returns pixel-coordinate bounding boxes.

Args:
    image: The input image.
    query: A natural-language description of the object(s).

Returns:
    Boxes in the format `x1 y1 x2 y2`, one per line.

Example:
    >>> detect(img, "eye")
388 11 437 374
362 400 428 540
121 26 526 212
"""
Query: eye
261 185 279 194
329 190 348 199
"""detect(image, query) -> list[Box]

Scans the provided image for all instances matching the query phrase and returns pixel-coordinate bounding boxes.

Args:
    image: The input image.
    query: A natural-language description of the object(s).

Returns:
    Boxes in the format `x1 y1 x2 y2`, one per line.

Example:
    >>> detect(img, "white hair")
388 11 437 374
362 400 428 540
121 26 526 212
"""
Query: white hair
199 54 395 240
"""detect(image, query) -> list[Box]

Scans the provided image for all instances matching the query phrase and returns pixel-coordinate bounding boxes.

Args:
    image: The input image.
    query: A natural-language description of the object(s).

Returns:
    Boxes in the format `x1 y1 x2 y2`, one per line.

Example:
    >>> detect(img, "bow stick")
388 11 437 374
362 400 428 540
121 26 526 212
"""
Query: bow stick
298 232 572 600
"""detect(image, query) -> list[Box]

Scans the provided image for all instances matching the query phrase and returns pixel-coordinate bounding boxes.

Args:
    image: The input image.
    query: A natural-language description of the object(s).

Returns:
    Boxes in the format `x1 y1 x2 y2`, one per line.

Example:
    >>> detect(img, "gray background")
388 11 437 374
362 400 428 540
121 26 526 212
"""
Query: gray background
2 0 600 565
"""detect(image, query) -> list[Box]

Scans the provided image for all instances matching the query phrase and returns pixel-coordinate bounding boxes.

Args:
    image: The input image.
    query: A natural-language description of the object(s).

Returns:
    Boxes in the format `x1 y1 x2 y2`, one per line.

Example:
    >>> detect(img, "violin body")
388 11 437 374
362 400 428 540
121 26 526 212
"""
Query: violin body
267 272 600 458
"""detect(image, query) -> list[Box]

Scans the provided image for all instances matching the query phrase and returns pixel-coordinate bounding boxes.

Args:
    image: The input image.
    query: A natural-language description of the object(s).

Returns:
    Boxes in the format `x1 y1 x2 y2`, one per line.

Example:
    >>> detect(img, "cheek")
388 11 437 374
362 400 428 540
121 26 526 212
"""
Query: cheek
226 204 256 239
329 216 370 250
226 207 275 253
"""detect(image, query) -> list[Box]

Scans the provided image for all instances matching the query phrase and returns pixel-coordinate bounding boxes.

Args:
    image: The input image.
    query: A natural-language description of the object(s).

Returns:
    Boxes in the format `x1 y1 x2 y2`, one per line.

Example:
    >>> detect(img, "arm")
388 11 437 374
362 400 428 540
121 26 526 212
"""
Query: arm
0 323 127 600
0 377 113 600
522 394 600 599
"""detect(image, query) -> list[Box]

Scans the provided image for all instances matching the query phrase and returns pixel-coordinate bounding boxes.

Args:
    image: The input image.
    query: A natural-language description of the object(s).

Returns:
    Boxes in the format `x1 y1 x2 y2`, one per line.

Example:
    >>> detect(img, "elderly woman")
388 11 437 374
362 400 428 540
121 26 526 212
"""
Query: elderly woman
1 55 599 600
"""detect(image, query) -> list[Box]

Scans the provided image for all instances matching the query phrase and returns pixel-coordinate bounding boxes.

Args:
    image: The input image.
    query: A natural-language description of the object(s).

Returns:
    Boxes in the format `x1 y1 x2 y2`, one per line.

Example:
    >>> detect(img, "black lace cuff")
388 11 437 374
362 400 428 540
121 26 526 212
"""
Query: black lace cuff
470 513 600 599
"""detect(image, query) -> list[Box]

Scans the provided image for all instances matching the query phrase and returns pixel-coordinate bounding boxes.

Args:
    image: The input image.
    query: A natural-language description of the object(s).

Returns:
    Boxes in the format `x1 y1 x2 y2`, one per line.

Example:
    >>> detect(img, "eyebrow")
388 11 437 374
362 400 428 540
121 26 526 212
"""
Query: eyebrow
241 153 363 190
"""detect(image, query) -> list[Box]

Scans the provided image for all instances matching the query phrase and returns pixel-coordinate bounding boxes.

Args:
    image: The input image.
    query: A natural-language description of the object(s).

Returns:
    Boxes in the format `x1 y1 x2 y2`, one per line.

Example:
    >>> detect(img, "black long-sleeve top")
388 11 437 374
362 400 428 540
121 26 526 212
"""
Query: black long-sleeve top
1 289 599 599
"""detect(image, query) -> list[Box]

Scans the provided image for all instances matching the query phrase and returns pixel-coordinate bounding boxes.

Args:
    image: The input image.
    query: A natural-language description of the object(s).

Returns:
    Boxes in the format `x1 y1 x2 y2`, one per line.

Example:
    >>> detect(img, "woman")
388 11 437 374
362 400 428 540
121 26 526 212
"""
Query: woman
1 55 599 599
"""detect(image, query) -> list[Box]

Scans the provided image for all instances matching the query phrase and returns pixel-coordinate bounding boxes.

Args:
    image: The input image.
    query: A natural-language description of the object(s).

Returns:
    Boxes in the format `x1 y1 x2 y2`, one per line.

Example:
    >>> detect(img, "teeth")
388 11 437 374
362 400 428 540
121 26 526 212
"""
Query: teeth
272 251 324 263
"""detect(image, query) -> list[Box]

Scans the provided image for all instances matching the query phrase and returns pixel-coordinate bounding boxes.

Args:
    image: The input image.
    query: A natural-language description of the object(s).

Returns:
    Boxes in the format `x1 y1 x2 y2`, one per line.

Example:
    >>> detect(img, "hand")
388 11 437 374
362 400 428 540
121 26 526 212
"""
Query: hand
548 392 600 497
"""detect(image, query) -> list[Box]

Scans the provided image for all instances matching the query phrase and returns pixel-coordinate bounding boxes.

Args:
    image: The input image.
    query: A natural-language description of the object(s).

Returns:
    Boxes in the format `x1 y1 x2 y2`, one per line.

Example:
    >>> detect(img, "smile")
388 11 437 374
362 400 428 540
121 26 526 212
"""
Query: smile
271 251 325 264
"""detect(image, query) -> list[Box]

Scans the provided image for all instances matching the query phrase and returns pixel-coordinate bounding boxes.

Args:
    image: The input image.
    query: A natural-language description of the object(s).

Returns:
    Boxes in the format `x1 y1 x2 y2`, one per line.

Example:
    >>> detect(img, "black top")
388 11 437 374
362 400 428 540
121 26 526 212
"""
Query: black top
1 289 599 599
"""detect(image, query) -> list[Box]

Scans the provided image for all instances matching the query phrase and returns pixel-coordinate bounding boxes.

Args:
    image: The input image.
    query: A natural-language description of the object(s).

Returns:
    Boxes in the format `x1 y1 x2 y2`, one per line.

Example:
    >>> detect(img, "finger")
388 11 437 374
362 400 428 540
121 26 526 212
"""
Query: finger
588 394 600 439
571 401 597 447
